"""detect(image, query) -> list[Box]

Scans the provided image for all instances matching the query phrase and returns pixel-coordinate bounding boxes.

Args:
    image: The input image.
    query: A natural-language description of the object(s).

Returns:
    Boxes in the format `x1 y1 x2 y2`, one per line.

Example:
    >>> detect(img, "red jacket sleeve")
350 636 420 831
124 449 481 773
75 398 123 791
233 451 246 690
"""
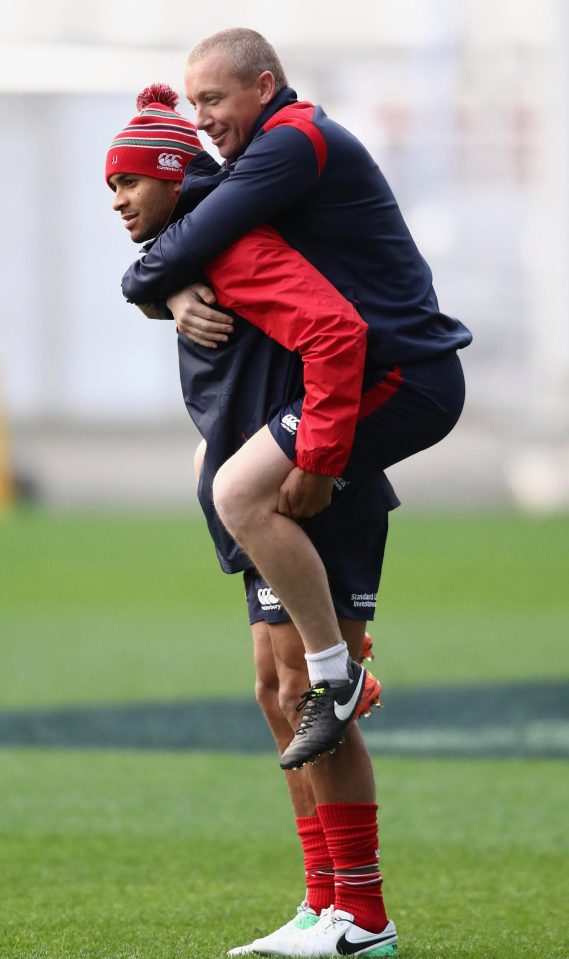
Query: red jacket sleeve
205 225 367 476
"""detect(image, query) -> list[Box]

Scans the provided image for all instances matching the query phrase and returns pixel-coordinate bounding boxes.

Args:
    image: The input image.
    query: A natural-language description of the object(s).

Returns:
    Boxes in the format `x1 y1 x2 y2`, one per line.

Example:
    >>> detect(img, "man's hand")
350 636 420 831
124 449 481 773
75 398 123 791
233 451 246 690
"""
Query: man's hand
277 468 334 520
167 283 234 348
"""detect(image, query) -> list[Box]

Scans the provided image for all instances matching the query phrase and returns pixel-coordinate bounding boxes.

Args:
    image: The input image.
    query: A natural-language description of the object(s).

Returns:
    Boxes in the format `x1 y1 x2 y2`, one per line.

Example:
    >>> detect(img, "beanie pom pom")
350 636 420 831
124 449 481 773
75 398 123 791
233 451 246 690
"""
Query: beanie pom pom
136 83 179 112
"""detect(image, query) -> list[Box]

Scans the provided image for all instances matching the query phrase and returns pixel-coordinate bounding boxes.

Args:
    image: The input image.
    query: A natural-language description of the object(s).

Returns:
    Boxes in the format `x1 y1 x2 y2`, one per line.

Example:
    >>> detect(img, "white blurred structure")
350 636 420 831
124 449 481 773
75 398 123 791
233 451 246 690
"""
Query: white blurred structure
1 0 568 508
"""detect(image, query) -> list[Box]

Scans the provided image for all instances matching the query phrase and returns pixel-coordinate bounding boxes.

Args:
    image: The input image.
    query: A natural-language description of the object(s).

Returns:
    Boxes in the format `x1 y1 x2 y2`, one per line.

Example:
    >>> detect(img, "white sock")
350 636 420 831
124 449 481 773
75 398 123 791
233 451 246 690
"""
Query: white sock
305 641 349 684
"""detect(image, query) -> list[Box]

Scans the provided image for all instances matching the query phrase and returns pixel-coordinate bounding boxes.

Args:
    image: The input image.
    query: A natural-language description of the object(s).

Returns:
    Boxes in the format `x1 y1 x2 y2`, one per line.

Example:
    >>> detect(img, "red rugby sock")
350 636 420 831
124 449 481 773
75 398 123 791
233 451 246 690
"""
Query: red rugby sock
295 815 335 914
316 802 388 933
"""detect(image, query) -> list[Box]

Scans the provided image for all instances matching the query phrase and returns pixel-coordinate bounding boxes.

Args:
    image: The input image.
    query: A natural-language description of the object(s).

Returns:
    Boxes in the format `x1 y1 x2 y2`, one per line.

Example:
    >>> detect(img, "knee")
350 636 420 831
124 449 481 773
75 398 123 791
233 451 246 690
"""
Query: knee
212 464 248 535
255 673 279 721
213 464 266 541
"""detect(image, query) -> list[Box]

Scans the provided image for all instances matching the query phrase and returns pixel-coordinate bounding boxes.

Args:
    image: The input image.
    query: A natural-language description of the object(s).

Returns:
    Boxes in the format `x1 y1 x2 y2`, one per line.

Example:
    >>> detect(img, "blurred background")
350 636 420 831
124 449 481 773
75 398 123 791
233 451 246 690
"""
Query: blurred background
1 0 569 713
1 8 568 956
2 0 569 511
1 0 569 711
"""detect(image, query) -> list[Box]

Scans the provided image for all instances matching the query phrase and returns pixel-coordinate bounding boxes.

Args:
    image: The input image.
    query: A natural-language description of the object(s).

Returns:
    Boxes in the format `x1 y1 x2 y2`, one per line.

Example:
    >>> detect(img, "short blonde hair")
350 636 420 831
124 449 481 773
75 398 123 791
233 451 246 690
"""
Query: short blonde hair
187 27 288 91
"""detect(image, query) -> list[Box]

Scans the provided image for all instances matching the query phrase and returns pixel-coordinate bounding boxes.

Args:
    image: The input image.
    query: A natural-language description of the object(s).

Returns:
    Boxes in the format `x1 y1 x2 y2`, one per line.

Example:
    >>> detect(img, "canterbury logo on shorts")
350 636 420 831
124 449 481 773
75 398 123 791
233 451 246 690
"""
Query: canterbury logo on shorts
257 587 281 611
281 413 300 434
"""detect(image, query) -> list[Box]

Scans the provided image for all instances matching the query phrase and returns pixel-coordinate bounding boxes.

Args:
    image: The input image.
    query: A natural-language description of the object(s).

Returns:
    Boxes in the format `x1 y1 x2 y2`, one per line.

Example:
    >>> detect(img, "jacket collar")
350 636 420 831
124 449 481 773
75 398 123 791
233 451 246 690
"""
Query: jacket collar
225 86 298 167
250 86 298 140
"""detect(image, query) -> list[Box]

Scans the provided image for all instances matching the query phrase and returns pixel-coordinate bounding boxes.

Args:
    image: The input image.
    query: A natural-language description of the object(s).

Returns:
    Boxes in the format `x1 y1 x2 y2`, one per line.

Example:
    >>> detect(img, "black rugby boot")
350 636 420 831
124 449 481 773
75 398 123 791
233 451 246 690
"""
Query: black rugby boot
279 659 370 770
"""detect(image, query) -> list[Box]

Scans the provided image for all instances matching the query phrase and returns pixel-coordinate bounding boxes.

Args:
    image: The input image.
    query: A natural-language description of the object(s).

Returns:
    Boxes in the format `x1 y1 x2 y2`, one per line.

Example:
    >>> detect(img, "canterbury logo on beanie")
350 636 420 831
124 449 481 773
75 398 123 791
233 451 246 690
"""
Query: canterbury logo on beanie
105 83 203 185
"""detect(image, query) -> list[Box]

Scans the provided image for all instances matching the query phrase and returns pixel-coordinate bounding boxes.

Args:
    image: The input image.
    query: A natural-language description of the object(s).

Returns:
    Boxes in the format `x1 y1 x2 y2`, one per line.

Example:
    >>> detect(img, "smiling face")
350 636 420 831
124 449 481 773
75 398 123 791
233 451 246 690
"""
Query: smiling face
184 51 275 160
109 173 181 243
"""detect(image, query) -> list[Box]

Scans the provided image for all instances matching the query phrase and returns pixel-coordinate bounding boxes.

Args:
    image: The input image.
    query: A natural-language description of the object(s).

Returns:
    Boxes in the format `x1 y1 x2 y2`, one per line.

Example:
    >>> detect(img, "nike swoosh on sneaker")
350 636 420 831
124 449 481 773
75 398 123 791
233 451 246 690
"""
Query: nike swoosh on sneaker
336 929 396 955
333 669 365 721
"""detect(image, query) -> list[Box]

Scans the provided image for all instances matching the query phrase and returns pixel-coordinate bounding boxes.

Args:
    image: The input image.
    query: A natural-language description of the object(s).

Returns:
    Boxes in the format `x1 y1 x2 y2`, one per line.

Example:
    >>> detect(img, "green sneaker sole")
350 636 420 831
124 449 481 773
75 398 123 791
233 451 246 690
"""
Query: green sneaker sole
360 943 397 957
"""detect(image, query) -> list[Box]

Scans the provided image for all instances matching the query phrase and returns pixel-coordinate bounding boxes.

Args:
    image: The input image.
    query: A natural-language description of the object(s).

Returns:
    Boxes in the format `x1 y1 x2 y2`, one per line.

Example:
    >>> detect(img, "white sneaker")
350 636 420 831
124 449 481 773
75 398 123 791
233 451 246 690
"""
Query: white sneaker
227 901 321 957
252 906 397 957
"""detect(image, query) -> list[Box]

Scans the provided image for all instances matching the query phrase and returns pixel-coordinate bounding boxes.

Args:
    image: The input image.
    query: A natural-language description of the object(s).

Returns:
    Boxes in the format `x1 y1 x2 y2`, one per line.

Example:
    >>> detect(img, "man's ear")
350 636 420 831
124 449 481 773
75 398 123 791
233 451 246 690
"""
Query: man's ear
257 70 276 106
173 181 182 196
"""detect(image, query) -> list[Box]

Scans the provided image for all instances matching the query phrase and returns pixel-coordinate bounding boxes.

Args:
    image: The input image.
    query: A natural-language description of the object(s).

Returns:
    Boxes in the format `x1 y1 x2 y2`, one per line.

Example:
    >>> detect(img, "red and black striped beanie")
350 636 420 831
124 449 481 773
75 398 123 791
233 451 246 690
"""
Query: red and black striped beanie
106 83 203 184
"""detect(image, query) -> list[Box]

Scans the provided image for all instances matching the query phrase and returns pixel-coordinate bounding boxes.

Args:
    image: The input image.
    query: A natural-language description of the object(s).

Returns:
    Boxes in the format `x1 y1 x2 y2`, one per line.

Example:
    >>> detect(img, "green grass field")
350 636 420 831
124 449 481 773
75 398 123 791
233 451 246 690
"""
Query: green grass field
1 751 567 959
1 509 568 958
2 509 568 707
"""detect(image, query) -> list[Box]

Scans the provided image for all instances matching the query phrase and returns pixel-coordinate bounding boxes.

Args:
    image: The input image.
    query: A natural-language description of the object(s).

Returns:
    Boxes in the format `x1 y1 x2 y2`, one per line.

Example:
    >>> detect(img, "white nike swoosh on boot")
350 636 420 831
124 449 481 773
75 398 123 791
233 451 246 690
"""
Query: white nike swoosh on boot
333 669 365 721
336 928 396 954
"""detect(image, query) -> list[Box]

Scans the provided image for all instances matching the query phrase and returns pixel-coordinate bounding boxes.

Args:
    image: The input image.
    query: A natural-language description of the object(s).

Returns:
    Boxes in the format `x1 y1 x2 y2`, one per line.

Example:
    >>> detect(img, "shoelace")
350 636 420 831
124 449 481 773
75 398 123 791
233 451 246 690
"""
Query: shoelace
315 905 337 934
294 685 328 736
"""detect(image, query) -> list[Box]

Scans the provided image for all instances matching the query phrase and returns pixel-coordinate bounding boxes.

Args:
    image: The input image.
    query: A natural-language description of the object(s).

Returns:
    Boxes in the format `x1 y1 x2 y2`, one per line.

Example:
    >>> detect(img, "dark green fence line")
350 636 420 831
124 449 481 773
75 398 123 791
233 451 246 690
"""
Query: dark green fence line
0 682 567 757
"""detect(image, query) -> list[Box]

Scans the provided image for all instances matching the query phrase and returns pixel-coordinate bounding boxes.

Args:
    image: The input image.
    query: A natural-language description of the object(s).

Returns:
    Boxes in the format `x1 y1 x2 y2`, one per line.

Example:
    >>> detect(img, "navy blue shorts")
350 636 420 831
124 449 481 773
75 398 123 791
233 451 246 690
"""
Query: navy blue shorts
247 352 465 626
244 465 398 625
268 352 466 473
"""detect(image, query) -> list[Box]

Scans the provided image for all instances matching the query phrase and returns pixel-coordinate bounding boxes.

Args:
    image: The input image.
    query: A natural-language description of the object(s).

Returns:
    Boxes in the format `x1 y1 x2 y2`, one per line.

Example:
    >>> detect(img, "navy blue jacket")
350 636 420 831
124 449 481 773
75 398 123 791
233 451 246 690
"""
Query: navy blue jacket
123 87 472 390
156 155 398 571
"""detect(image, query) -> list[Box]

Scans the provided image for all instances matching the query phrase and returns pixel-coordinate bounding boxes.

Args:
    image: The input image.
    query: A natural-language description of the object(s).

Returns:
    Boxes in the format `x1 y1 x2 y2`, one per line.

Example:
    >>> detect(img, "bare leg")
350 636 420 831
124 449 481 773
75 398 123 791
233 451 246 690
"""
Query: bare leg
252 620 316 818
252 619 376 806
213 427 344 655
196 440 318 813
269 619 376 804
253 620 388 940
